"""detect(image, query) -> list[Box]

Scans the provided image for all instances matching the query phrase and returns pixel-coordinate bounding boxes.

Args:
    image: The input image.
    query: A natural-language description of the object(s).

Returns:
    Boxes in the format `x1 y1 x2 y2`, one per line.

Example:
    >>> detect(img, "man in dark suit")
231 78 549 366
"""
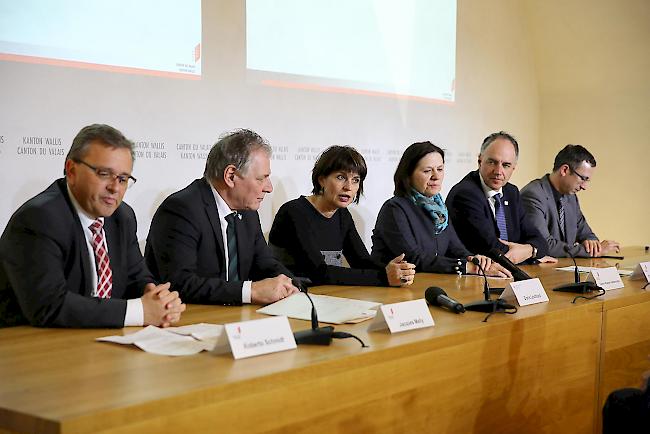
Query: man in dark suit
521 145 620 258
0 124 185 328
145 129 298 305
446 131 553 265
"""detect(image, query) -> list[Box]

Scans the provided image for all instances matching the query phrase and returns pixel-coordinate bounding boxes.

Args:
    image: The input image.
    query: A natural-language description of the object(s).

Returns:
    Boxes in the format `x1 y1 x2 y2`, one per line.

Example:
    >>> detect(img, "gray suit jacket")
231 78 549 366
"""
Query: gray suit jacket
521 175 598 257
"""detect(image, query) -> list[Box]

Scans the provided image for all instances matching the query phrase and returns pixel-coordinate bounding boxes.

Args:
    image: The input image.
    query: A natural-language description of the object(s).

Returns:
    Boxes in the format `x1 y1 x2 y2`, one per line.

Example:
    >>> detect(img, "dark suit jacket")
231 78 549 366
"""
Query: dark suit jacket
0 179 153 328
371 196 471 274
521 175 598 257
446 170 547 259
145 178 292 305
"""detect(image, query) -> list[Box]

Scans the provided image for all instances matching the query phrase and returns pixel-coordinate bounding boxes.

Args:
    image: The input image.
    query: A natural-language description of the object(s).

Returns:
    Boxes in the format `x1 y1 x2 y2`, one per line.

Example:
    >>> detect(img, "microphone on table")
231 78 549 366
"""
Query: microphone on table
488 248 532 281
291 278 367 347
471 256 505 295
425 286 465 314
291 278 334 345
553 246 603 294
464 257 515 313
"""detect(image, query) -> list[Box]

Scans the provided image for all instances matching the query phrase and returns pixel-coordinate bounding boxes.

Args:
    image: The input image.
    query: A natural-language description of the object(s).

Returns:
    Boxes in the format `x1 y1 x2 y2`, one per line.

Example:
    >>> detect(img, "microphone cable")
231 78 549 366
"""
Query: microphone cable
571 290 605 304
331 331 368 348
482 303 518 323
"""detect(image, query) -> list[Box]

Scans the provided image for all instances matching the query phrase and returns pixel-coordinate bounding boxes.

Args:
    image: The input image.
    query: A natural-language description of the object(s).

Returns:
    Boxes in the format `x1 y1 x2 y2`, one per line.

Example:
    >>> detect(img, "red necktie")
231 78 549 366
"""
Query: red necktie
89 219 112 298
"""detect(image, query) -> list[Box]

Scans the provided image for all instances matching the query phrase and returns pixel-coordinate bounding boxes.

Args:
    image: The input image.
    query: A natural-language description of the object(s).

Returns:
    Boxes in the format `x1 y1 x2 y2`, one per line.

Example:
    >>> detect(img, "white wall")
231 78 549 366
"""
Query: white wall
0 0 541 248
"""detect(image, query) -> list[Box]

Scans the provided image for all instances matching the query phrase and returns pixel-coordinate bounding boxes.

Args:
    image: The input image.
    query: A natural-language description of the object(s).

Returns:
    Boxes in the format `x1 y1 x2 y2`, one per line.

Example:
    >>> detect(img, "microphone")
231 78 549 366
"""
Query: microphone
568 245 580 284
425 286 465 314
470 257 505 296
463 258 515 313
488 248 532 281
553 246 603 294
472 257 490 301
292 281 334 345
292 282 368 347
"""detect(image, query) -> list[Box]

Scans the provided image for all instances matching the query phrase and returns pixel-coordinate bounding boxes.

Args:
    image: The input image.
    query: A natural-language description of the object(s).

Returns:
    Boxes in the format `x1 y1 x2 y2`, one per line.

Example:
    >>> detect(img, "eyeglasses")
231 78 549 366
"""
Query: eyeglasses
569 167 590 183
74 159 137 188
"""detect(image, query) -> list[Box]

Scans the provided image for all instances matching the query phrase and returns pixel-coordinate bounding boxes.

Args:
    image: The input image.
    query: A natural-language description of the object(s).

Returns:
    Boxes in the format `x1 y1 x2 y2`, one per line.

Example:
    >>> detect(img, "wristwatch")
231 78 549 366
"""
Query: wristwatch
531 245 538 259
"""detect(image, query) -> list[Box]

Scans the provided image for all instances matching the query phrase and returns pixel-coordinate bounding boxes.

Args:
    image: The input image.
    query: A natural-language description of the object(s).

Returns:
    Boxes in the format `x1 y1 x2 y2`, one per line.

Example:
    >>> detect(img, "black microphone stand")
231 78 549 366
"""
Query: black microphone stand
292 286 335 345
553 246 604 295
464 258 515 314
292 284 367 347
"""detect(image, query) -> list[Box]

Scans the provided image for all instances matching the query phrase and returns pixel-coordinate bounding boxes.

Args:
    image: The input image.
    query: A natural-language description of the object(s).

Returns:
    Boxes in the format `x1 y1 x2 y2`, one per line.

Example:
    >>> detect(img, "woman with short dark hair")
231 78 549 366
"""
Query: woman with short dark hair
372 141 510 277
269 145 415 287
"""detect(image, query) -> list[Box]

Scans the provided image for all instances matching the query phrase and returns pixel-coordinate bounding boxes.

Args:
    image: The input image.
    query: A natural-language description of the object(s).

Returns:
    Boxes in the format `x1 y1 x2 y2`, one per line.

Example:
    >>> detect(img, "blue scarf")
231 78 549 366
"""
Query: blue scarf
410 190 449 235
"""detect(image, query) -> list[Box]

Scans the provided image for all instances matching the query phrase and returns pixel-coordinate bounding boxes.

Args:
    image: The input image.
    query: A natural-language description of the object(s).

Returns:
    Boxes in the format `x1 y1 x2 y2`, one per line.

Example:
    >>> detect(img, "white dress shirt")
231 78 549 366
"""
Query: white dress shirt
67 185 143 326
209 182 252 303
479 175 505 219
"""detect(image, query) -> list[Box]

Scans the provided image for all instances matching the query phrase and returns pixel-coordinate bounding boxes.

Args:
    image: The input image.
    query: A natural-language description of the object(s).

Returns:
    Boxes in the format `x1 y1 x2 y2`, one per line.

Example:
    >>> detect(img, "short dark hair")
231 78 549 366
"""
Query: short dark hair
552 144 596 171
204 129 272 182
64 124 134 174
480 131 519 158
311 145 367 204
393 141 445 197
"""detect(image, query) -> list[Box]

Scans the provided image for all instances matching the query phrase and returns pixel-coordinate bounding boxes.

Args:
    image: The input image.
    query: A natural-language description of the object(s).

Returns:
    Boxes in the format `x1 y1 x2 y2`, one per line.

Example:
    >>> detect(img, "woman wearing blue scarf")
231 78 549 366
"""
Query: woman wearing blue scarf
372 141 510 277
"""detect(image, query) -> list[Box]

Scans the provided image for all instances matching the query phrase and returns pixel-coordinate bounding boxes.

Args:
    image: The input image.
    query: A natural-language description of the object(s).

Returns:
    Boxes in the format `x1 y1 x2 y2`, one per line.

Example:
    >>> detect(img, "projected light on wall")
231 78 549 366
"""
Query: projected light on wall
246 0 457 103
0 0 202 79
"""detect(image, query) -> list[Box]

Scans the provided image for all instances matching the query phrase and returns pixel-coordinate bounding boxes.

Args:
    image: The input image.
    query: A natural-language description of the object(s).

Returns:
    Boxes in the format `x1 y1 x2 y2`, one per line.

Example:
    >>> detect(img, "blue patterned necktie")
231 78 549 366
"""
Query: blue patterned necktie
494 193 508 241
225 212 239 281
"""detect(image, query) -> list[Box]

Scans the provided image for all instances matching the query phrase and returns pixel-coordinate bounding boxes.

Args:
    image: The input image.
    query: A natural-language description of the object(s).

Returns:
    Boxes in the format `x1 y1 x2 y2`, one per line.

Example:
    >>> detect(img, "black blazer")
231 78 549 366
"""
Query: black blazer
371 196 471 274
446 170 547 258
145 178 291 305
0 179 153 328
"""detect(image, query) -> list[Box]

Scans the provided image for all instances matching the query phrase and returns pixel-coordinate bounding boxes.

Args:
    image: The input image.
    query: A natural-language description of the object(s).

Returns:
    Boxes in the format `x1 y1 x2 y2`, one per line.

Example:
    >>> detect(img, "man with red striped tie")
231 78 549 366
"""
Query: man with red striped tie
0 124 185 328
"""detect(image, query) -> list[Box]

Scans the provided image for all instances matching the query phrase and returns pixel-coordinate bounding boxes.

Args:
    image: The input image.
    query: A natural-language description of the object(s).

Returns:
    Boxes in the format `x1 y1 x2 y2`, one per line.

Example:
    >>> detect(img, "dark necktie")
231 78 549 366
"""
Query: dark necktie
225 213 239 281
494 193 509 241
89 219 112 298
558 196 566 241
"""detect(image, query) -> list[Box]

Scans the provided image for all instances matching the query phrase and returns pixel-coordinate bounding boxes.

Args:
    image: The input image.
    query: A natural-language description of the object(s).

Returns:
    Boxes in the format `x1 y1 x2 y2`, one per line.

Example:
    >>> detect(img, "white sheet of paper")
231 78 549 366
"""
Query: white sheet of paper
556 266 632 276
97 325 214 356
464 274 511 281
166 323 224 340
256 293 380 324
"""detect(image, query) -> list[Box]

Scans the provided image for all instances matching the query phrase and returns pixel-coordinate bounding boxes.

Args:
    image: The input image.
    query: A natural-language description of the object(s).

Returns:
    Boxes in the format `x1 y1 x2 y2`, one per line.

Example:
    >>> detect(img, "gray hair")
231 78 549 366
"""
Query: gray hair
64 124 134 174
204 129 272 181
479 131 519 159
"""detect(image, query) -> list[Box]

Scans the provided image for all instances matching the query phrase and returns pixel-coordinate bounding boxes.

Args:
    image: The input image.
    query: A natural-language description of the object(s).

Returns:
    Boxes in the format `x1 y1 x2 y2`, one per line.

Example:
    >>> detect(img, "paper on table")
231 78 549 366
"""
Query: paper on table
97 325 216 356
556 266 633 276
256 293 380 324
166 323 224 341
464 274 511 280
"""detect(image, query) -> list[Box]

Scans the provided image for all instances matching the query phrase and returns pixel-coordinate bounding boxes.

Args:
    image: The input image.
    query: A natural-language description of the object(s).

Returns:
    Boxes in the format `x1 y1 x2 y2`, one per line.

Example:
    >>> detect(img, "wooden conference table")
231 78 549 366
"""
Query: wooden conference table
1 248 649 434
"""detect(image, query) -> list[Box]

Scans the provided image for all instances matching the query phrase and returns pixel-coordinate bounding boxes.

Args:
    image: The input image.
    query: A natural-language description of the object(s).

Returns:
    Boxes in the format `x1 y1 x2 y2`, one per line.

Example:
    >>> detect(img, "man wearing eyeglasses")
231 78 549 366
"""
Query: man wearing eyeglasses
145 129 299 306
0 124 185 327
521 144 620 257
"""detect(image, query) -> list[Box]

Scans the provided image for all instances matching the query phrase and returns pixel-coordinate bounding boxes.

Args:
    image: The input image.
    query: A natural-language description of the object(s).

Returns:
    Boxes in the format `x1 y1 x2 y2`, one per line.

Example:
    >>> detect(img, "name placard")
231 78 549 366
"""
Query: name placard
212 316 297 359
368 299 434 333
499 277 549 307
630 262 650 283
588 267 624 290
